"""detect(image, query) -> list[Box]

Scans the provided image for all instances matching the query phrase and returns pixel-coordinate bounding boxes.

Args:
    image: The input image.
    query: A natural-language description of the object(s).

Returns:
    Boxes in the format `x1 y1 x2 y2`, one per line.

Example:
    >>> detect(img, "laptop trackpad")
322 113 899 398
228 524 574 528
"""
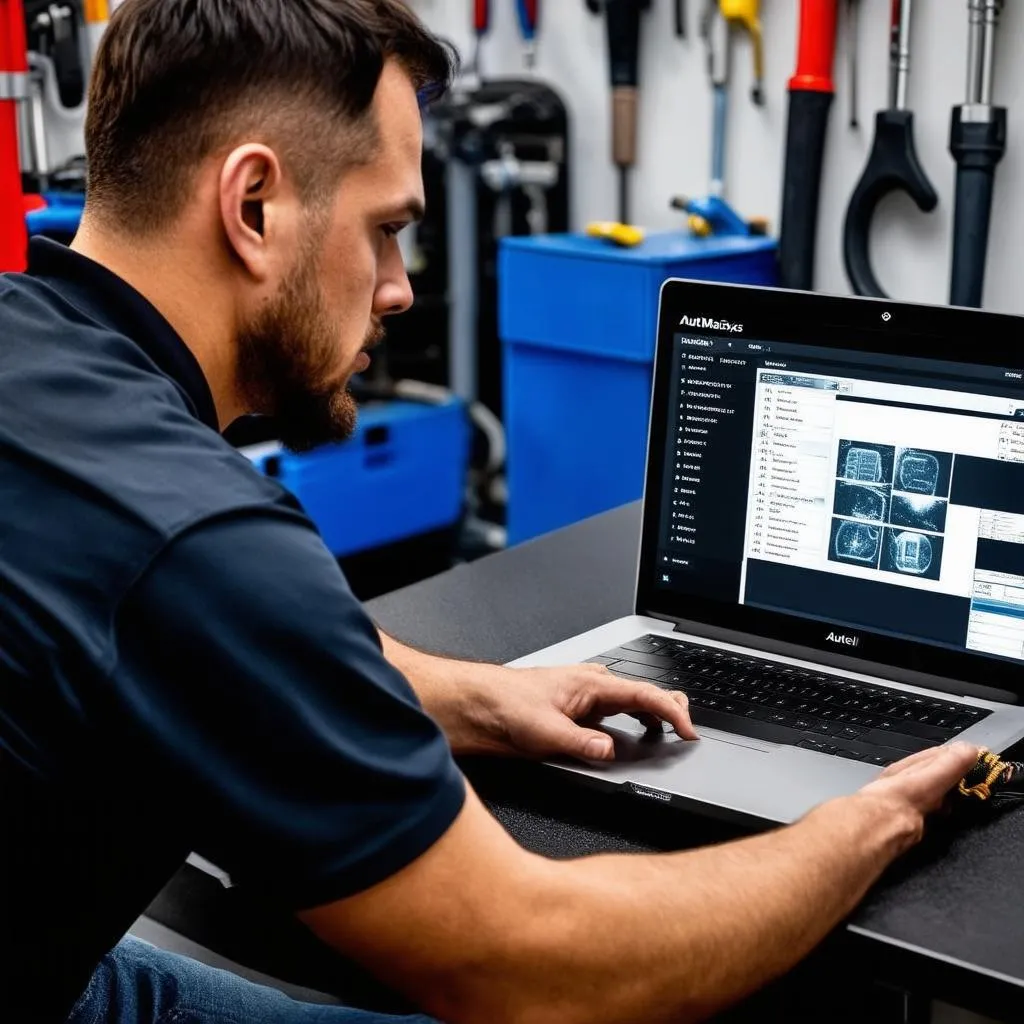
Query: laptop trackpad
604 713 773 760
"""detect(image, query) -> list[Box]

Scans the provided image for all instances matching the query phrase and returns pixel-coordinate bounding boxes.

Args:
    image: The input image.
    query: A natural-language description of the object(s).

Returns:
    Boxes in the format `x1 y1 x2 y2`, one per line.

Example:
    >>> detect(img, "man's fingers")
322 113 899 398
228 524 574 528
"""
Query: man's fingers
886 742 979 780
879 745 950 778
537 715 615 761
912 741 981 783
586 677 699 741
868 742 982 814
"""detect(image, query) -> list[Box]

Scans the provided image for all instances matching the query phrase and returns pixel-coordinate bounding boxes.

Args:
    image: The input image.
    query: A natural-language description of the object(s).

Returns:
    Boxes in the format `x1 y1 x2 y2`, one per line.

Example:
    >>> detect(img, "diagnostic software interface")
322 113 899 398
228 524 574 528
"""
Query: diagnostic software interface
654 328 1024 665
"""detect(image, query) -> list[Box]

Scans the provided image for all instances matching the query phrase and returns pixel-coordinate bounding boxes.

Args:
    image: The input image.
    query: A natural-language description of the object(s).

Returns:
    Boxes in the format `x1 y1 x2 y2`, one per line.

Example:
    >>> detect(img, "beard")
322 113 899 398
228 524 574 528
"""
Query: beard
236 251 384 454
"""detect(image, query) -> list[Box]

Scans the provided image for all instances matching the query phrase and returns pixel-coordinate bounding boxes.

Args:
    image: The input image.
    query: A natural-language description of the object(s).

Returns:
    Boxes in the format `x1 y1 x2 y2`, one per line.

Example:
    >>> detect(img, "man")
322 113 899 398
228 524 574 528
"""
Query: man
0 2 978 1023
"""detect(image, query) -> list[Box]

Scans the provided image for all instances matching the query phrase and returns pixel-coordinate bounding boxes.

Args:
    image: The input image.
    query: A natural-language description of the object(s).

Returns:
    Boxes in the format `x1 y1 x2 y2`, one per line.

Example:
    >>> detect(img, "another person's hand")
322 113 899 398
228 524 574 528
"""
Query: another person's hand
853 741 981 854
472 663 698 762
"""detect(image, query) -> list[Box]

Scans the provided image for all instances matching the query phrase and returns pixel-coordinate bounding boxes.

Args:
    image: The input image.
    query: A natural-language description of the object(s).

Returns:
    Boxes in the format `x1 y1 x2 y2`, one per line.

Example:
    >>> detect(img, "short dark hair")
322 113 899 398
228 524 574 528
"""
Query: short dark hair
84 0 456 235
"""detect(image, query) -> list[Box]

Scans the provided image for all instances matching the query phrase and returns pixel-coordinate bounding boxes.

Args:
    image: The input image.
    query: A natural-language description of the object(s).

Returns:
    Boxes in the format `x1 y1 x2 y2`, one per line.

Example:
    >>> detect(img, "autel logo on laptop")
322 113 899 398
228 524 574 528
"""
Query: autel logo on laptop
826 631 860 648
678 314 744 333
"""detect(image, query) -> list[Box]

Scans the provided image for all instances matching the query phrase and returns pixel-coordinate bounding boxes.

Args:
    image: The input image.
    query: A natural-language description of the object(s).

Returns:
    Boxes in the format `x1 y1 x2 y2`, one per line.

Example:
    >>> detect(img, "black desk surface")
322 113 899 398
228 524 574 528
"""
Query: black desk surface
367 502 1024 1021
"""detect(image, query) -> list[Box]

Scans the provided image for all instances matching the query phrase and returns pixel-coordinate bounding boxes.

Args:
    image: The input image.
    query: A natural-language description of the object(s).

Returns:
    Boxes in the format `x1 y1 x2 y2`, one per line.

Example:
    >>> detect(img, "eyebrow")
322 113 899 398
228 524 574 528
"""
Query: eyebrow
385 198 426 223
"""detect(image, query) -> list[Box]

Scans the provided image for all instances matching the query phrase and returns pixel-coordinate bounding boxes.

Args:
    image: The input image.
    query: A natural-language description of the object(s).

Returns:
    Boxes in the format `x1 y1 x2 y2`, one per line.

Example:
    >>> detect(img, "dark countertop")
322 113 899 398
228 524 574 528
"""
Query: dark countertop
367 502 1024 1021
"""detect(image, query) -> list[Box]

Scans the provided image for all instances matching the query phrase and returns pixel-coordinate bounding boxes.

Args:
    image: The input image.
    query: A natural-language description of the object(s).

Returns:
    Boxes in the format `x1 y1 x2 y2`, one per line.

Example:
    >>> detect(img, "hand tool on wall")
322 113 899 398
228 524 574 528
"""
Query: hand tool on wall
948 0 1006 309
842 0 937 298
701 0 730 198
469 0 489 79
586 0 651 226
699 0 764 203
847 0 859 128
776 0 837 291
675 0 686 38
720 0 764 105
515 0 538 69
83 0 110 63
0 0 29 271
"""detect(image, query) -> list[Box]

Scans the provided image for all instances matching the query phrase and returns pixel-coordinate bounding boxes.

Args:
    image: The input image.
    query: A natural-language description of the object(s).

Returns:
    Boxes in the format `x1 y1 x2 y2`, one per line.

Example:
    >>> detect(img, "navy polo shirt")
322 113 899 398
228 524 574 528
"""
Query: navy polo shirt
0 239 466 1021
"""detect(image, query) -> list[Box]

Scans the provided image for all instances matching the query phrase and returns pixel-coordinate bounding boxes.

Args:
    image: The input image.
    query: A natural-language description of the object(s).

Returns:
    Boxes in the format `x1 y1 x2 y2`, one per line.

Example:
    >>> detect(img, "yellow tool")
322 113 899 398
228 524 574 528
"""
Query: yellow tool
83 0 111 65
585 220 645 248
83 0 110 21
720 0 764 104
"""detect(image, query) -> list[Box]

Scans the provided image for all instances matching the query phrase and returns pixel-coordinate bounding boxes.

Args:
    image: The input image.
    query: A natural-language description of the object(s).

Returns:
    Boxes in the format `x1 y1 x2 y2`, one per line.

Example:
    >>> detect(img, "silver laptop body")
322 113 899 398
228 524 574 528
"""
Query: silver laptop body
509 279 1024 827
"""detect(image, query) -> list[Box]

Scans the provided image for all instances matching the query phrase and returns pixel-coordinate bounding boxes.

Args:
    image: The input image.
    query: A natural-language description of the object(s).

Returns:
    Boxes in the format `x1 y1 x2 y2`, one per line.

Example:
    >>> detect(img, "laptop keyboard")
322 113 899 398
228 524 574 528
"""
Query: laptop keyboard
593 634 992 766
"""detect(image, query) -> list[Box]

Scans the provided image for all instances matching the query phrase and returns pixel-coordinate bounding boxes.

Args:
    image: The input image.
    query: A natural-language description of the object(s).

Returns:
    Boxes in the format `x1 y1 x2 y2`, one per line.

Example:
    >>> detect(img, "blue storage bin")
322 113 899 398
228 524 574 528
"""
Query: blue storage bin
243 399 469 557
499 230 778 545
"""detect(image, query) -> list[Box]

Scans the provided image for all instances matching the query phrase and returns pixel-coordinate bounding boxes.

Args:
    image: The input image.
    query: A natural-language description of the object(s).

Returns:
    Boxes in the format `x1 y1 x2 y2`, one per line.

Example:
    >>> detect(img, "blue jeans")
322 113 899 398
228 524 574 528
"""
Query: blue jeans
67 936 440 1024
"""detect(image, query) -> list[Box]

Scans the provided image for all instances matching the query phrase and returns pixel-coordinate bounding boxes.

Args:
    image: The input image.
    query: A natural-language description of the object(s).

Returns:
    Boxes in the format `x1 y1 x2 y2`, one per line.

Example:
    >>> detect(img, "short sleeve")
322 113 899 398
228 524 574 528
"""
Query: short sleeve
107 510 466 910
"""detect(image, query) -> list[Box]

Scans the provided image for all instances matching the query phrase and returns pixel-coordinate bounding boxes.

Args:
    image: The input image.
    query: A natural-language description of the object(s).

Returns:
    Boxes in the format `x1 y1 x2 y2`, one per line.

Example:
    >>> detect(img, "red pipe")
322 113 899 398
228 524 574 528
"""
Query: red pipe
0 0 29 272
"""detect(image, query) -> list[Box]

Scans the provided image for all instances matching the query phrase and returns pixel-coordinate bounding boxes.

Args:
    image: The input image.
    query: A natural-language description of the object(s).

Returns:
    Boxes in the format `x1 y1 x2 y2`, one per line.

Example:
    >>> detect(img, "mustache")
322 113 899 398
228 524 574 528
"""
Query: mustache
363 319 386 352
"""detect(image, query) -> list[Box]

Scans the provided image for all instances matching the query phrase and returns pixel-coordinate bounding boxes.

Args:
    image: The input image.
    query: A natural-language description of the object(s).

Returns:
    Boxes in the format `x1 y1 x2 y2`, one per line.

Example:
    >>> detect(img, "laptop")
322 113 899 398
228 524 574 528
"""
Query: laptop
508 278 1024 827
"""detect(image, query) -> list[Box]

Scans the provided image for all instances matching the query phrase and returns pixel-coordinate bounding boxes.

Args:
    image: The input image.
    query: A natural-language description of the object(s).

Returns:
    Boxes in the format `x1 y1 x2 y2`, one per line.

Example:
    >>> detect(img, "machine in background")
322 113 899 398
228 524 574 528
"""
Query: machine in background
380 75 571 527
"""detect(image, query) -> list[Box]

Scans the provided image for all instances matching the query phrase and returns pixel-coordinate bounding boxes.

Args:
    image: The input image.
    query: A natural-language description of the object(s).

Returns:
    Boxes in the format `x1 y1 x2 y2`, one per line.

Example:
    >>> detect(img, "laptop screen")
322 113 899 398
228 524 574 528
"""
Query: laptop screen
639 280 1024 689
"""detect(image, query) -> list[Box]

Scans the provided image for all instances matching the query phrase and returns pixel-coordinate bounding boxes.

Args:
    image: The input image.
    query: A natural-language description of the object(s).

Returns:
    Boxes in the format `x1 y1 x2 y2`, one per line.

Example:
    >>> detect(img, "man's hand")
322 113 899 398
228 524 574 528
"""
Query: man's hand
468 662 699 762
851 741 981 855
377 630 697 760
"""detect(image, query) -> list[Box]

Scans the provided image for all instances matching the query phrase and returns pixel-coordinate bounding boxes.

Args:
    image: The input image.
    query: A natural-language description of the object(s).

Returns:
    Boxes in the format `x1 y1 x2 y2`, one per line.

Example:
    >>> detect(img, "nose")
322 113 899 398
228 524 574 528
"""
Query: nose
374 239 414 317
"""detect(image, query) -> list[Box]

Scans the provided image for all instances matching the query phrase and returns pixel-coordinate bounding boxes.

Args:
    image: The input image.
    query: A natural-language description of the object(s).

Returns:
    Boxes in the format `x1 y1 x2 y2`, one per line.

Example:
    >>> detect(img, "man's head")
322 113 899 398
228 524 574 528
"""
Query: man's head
82 0 454 450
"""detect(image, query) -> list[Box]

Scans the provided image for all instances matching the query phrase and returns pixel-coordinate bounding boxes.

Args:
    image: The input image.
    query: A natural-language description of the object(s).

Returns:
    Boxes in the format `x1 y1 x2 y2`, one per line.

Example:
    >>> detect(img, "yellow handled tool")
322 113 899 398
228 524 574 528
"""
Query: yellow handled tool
83 0 110 22
720 0 763 104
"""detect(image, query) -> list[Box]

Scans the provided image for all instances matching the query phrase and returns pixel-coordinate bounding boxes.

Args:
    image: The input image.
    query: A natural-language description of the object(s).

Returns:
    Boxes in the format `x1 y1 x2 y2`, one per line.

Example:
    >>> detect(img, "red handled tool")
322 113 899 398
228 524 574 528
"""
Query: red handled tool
776 0 838 291
515 0 538 68
470 0 490 78
0 0 29 272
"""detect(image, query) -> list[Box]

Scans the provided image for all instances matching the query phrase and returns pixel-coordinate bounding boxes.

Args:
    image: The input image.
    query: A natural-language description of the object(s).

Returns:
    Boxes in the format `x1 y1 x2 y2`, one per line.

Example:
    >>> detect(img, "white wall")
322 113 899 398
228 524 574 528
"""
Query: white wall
408 0 1024 313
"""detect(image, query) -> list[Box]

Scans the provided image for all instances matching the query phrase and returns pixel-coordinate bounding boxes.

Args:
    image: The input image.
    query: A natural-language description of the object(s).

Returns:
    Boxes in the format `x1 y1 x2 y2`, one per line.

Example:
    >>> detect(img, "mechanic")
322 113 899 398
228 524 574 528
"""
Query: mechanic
0 2 979 1023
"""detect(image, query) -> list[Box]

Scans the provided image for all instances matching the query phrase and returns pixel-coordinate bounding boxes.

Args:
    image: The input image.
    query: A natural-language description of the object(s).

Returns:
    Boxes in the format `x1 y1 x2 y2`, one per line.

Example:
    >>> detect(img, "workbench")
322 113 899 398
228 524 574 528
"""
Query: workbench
147 502 1024 1021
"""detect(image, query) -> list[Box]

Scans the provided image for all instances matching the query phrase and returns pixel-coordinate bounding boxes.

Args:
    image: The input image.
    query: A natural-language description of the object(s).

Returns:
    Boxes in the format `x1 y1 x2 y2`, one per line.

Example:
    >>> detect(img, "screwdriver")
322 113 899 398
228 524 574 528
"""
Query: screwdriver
515 0 539 69
586 0 652 226
470 0 489 80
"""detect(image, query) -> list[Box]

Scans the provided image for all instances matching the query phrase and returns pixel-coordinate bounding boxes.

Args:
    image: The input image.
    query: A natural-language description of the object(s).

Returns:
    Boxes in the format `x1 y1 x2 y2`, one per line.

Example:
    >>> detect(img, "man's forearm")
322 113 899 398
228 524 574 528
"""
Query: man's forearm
513 791 918 1024
306 784 921 1024
378 629 507 754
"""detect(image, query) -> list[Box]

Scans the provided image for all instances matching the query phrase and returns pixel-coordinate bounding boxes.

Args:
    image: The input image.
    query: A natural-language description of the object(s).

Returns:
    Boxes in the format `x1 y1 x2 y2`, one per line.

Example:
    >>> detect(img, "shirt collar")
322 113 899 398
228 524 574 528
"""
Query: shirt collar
26 237 220 431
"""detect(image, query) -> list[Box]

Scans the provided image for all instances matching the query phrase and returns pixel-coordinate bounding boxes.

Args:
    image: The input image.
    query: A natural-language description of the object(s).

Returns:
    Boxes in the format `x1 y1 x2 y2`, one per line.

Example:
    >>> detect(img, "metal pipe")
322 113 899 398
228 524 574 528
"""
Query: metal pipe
978 0 1002 107
891 0 913 111
446 157 478 404
710 84 727 196
965 0 984 104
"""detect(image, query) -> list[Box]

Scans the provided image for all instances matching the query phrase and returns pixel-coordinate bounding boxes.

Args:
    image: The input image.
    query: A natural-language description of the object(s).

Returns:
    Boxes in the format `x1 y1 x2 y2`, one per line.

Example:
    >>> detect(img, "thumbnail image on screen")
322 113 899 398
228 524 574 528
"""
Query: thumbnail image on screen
829 440 953 582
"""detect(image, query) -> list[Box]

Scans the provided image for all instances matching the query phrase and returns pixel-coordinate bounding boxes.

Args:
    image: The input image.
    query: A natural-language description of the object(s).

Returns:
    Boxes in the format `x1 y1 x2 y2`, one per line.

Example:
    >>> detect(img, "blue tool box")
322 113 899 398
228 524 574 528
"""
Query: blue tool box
243 398 470 558
499 230 778 545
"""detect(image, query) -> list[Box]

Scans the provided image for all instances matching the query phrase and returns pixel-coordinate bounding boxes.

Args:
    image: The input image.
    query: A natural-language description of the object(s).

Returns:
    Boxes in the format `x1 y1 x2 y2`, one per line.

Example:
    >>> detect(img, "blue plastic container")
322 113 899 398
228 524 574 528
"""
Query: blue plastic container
499 230 778 545
243 399 469 557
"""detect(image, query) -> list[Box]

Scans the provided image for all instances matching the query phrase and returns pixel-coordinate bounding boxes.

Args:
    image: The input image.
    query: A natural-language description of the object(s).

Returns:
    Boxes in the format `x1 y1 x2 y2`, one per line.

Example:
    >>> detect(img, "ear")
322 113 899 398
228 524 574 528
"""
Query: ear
218 144 289 282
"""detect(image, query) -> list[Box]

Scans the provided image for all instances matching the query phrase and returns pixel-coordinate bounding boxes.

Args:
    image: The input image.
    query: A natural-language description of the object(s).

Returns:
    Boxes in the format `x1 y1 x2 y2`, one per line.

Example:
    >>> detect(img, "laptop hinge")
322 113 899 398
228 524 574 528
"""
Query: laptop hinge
657 615 1019 706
